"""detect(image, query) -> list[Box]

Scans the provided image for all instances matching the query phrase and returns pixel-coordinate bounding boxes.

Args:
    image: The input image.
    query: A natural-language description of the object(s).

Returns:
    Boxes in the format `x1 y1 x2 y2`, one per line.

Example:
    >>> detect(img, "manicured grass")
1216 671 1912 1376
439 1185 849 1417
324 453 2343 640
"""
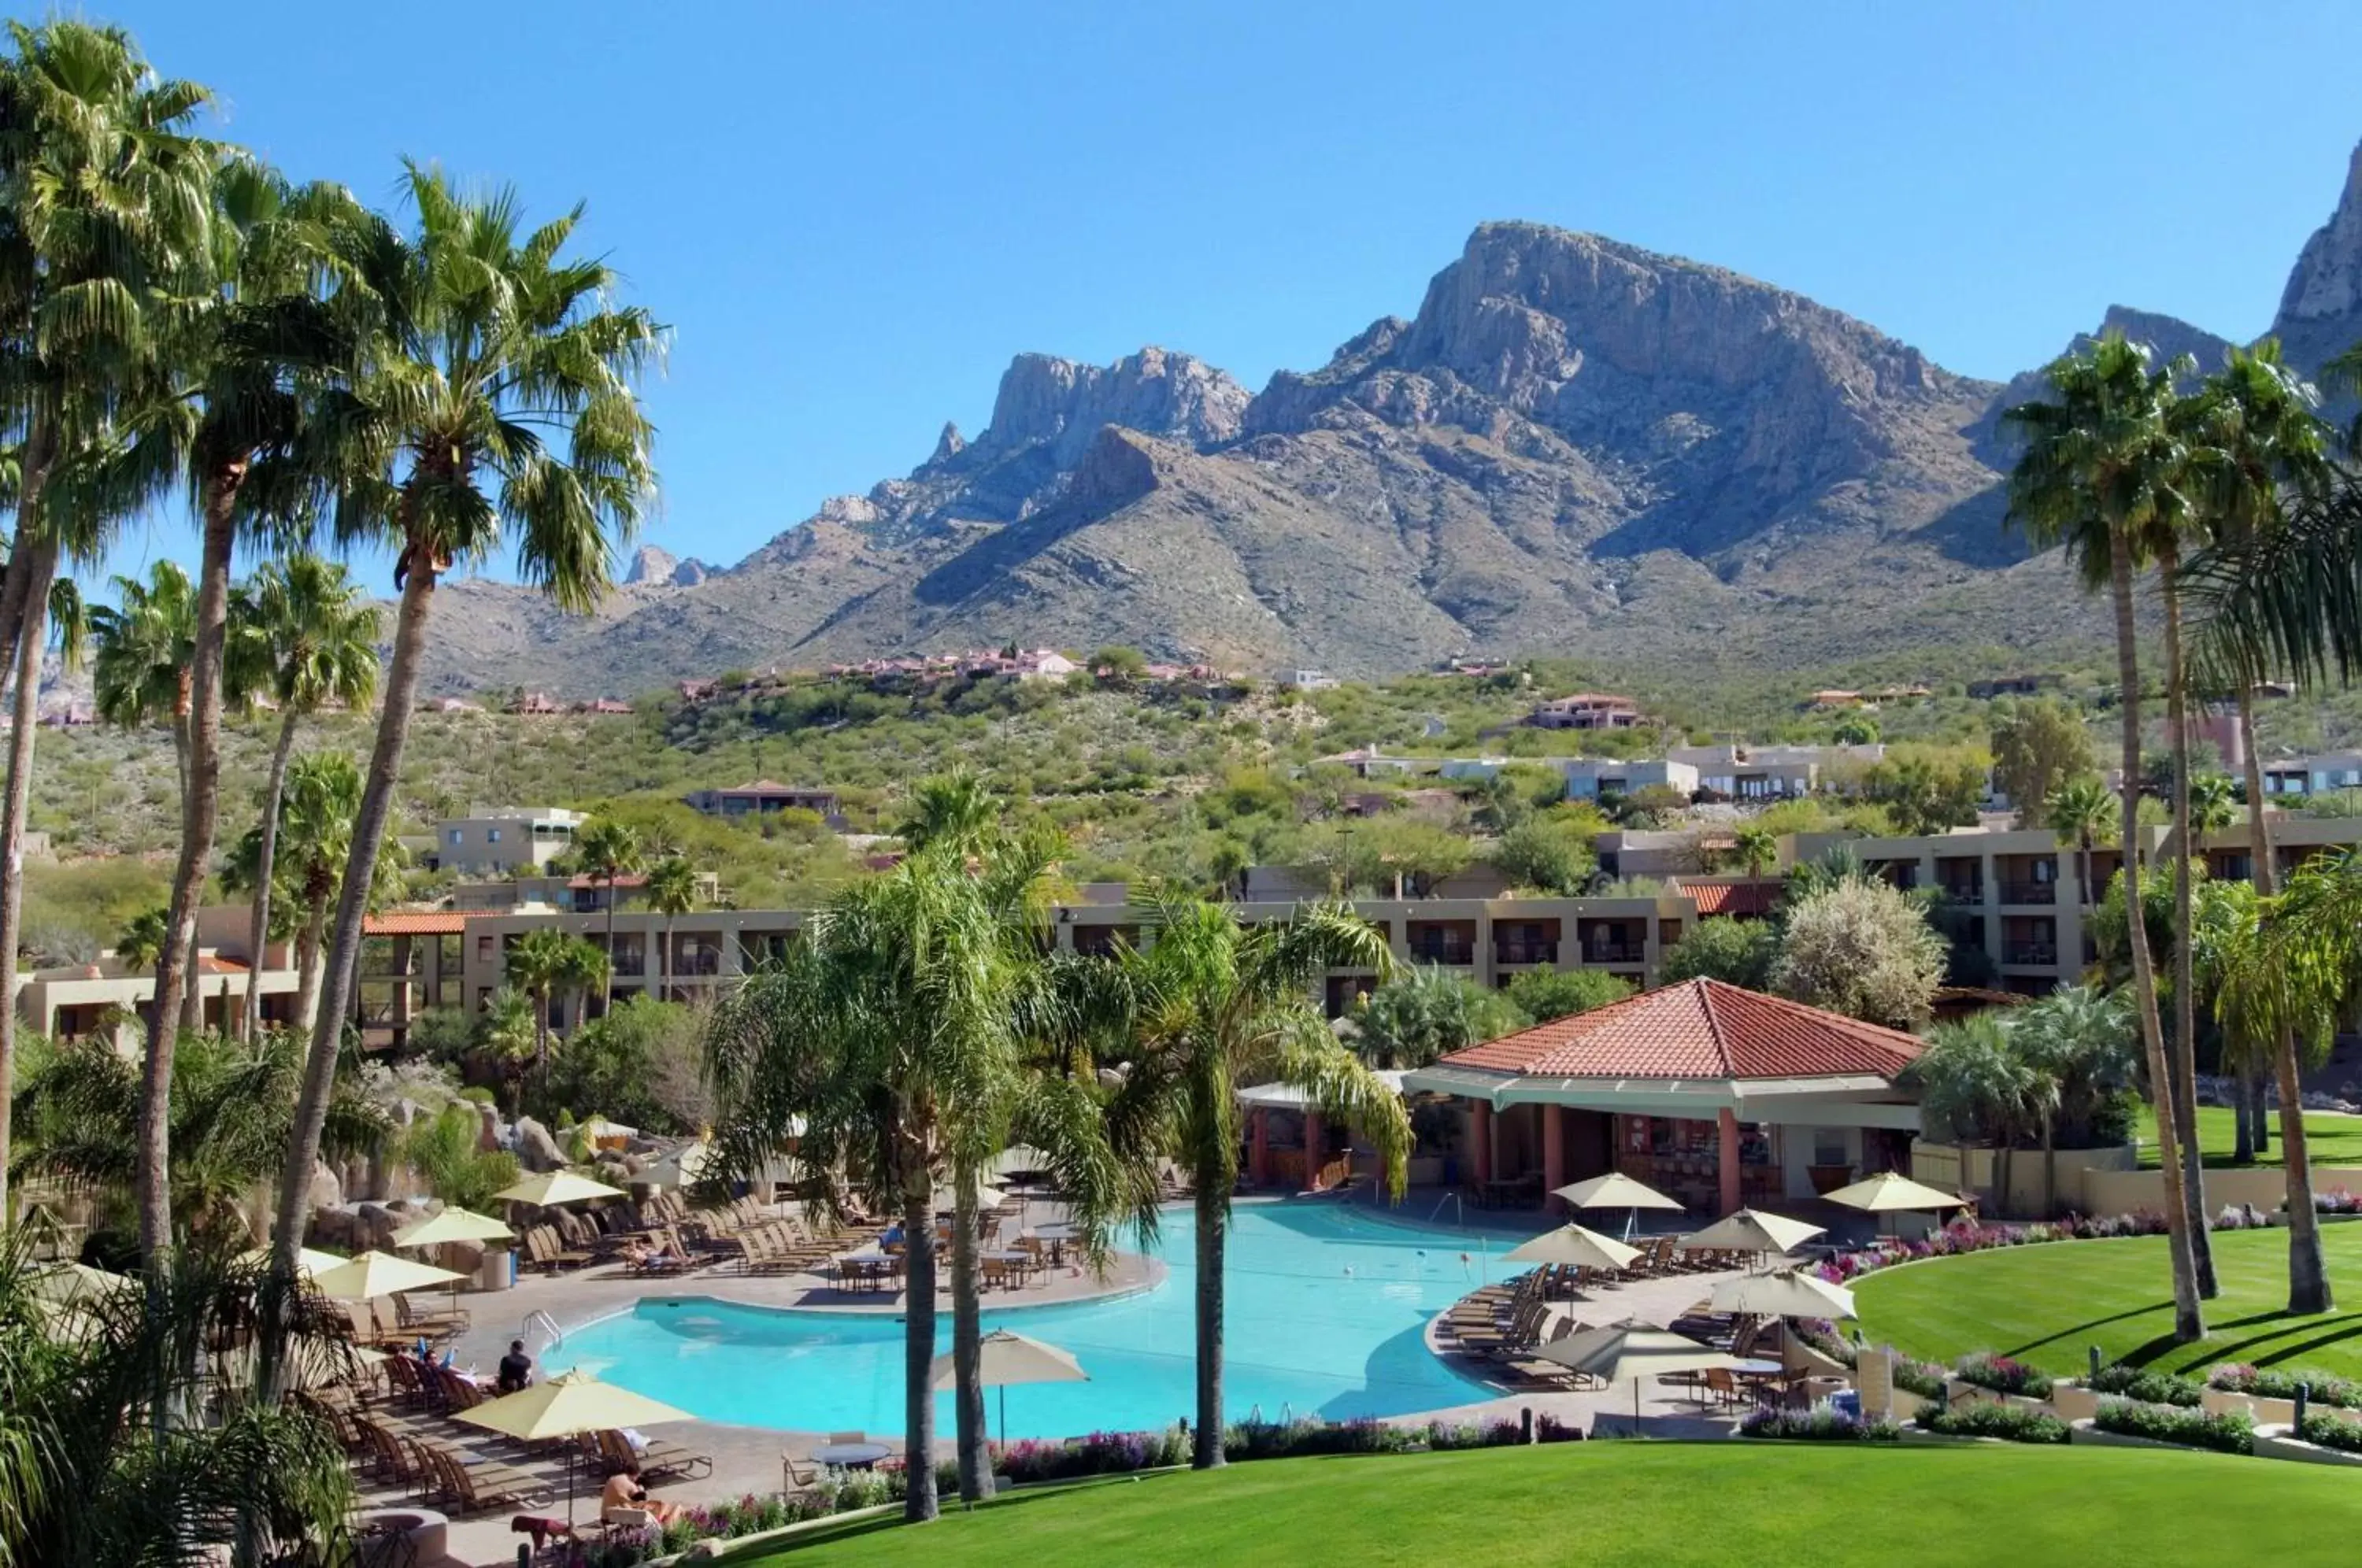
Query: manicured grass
2135 1104 2362 1171
738 1443 2362 1566
1855 1222 2362 1380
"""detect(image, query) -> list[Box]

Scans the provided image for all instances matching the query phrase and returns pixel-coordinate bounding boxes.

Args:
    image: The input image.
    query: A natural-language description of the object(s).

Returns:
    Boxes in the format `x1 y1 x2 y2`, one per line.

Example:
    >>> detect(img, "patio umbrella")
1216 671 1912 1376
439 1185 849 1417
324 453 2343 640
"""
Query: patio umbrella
927 1328 1088 1444
1533 1322 1746 1427
990 1145 1053 1180
931 1174 1006 1213
575 1117 638 1141
1707 1268 1857 1321
238 1244 349 1279
391 1207 516 1248
28 1260 132 1307
1551 1170 1683 1241
1502 1222 1641 1274
457 1368 694 1524
1679 1208 1825 1259
1822 1171 1968 1235
308 1251 466 1302
494 1170 627 1207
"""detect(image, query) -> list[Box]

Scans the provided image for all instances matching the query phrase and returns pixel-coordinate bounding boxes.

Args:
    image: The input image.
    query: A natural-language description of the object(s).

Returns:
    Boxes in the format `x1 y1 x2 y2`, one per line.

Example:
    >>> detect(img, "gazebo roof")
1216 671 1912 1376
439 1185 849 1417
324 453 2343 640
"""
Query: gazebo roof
1434 978 1923 1084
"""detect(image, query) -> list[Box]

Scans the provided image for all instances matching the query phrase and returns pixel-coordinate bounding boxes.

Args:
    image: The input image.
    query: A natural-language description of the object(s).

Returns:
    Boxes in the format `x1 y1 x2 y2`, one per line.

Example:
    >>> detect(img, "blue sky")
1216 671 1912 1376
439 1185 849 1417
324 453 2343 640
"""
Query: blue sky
88 0 2362 589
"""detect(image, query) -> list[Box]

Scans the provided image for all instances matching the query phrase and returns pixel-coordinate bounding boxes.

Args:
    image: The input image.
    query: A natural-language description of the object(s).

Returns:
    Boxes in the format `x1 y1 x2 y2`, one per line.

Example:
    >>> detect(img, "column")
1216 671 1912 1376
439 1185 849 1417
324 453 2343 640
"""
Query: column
1717 1108 1742 1216
1542 1103 1566 1213
1471 1100 1494 1185
391 934 414 1028
1249 1108 1272 1185
1303 1110 1326 1192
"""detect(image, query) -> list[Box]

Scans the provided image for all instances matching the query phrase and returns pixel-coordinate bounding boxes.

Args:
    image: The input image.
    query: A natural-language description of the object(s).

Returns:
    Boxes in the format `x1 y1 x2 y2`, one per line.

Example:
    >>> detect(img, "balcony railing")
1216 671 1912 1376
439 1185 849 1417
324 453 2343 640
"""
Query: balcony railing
1407 940 1473 965
1938 882 1986 906
2002 944 2058 967
1583 942 1644 964
672 950 723 977
1494 940 1559 966
1999 881 2057 905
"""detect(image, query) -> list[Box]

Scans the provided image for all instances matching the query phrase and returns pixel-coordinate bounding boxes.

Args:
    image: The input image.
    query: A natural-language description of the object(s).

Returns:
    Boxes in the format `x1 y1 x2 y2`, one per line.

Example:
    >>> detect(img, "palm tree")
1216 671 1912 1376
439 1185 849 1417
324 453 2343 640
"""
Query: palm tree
2045 777 2116 922
1912 1013 2044 1210
1733 823 1777 882
472 987 539 1115
1101 893 1411 1466
2012 985 2138 1216
705 849 1029 1523
503 928 609 1078
272 165 660 1287
894 767 999 854
574 818 643 1002
644 855 699 1003
2218 851 2356 1314
232 553 379 1040
2004 330 2206 1339
113 908 170 972
0 20 215 1222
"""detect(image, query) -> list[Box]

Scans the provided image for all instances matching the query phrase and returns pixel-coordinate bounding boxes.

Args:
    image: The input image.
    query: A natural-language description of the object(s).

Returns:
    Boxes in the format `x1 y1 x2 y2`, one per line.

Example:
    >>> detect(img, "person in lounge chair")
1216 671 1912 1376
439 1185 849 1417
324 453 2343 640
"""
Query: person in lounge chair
602 1462 679 1525
624 1237 683 1270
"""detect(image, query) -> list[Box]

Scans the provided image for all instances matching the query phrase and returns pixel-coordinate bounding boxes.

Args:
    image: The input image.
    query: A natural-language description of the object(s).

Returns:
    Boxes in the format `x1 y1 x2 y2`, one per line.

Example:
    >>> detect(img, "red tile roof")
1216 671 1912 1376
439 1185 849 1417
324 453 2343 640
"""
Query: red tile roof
1680 880 1783 918
1438 978 1922 1082
364 911 472 936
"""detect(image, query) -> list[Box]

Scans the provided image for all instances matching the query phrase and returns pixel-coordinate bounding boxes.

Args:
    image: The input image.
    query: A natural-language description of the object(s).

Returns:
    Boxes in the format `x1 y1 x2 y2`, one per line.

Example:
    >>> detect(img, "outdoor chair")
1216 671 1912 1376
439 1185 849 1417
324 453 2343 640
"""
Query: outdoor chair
599 1426 712 1483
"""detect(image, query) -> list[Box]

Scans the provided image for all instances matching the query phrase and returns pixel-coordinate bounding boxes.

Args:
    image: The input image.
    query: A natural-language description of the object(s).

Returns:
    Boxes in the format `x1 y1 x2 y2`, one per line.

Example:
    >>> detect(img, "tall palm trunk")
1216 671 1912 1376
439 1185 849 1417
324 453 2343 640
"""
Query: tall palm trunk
2234 693 2272 1159
2157 542 2216 1297
900 1155 940 1523
1192 1181 1227 1468
950 1160 991 1502
2108 534 2202 1341
0 509 58 1225
2234 692 2330 1311
289 902 326 1037
239 708 301 1041
136 487 239 1261
271 564 432 1287
602 878 619 1008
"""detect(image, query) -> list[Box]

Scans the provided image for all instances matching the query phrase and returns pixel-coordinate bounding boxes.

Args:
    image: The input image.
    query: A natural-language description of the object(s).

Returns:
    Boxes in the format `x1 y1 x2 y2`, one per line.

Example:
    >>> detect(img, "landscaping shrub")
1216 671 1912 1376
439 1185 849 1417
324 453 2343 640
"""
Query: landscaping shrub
2210 1363 2362 1411
1954 1352 2053 1399
1892 1359 1949 1400
2088 1363 2202 1407
1915 1403 2069 1444
999 1427 1190 1481
1422 1418 1527 1451
1534 1412 1584 1444
1226 1418 1424 1462
2094 1398 2254 1455
1791 1318 1857 1368
1739 1408 1899 1442
1818 1210 2171 1285
2294 1413 2362 1453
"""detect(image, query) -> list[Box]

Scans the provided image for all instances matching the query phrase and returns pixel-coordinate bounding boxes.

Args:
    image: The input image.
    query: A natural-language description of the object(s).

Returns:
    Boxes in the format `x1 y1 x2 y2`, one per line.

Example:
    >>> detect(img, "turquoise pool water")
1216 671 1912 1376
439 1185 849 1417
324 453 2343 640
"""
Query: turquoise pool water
548 1202 1526 1438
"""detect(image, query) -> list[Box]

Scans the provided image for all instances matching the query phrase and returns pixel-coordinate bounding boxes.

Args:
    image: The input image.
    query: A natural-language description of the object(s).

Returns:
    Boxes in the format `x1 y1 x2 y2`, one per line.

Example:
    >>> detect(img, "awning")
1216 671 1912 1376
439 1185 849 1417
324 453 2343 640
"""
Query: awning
1398 1065 1920 1127
1236 1071 1405 1110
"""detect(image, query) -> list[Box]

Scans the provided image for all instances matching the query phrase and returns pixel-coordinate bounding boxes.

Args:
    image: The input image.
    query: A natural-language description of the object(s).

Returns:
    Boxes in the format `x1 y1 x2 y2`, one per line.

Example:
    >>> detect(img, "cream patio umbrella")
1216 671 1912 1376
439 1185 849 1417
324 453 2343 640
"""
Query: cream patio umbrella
1503 1222 1642 1274
391 1207 516 1248
238 1244 348 1279
1823 1170 1969 1237
457 1368 694 1522
1534 1321 1747 1428
928 1328 1088 1444
1707 1268 1857 1322
1680 1208 1825 1263
28 1259 132 1307
308 1251 466 1302
494 1170 628 1208
1551 1170 1685 1241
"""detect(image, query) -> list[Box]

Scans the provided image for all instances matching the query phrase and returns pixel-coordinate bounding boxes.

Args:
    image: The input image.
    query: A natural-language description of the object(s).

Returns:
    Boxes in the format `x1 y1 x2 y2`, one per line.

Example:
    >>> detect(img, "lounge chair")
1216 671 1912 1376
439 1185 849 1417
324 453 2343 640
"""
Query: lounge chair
599 1426 712 1483
420 1444 546 1514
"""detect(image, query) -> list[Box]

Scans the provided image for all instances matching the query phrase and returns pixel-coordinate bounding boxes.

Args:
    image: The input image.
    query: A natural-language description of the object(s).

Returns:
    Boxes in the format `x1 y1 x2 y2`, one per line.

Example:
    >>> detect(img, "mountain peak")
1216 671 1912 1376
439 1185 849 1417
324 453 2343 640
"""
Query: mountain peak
977 346 1249 468
2270 139 2362 374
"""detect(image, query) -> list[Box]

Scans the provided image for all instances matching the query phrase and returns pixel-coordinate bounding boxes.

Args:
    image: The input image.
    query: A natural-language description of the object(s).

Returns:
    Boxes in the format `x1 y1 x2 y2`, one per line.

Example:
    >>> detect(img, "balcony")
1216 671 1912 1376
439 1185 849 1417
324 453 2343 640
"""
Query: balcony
609 956 646 978
1494 939 1560 966
1938 882 1986 906
672 948 724 978
1582 943 1645 965
1998 882 2057 905
2003 944 2059 967
1407 940 1473 966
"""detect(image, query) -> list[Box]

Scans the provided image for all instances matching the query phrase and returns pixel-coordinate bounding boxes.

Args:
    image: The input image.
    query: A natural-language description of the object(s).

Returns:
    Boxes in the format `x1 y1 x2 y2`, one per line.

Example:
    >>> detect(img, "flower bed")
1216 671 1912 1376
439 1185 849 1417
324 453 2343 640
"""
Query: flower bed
575 1472 909 1567
1416 1418 1530 1452
1001 1427 1192 1482
1954 1352 2053 1400
1818 1211 2170 1287
1915 1403 2068 1444
2210 1363 2362 1411
2093 1398 2254 1456
2089 1363 2203 1407
2295 1413 2362 1454
1738 1408 1898 1443
1892 1359 1949 1400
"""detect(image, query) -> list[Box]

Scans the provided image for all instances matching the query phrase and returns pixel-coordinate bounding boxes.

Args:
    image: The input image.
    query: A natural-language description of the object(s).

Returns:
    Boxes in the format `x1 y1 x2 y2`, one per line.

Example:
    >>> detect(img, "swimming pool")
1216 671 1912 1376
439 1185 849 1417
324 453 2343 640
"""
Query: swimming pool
547 1202 1527 1438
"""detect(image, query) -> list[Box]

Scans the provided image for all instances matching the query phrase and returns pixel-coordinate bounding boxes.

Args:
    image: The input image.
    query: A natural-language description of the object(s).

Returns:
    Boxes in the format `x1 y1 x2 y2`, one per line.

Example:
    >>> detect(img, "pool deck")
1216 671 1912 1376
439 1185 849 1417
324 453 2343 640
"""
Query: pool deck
383 1196 1760 1565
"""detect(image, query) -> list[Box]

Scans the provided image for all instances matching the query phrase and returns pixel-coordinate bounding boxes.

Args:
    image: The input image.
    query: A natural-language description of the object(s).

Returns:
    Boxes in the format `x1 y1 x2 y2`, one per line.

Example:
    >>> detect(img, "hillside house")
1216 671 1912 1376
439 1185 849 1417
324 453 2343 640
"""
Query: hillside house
1527 692 1644 730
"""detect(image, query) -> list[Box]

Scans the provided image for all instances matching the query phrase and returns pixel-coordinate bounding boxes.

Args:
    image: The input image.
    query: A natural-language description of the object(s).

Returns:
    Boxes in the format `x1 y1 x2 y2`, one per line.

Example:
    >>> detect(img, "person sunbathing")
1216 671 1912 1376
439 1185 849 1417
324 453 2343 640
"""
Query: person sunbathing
602 1463 679 1525
623 1238 682 1268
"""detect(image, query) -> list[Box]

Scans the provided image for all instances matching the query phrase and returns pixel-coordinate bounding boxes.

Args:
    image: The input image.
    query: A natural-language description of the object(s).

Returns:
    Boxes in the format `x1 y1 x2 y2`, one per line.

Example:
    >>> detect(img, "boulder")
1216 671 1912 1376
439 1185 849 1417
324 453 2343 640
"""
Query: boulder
306 1205 356 1251
352 1202 401 1252
514 1118 565 1173
305 1159 343 1214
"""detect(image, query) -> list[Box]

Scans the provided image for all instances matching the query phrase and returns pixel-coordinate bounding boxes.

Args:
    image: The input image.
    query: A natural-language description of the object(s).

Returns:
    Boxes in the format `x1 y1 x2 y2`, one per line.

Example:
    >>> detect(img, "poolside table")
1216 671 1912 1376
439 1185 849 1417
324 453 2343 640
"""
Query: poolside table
1025 1222 1075 1267
812 1441 891 1470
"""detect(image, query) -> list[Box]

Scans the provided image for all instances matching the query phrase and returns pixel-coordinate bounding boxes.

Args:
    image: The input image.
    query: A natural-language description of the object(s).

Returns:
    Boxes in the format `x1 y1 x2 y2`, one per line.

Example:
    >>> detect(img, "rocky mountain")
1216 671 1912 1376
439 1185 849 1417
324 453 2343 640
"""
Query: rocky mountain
411 145 2362 695
621 545 709 587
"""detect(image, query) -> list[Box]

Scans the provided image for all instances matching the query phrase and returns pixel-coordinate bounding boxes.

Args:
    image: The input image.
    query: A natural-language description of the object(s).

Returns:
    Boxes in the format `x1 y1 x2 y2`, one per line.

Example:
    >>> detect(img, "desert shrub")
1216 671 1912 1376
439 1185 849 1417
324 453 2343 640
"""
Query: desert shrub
2094 1399 2253 1455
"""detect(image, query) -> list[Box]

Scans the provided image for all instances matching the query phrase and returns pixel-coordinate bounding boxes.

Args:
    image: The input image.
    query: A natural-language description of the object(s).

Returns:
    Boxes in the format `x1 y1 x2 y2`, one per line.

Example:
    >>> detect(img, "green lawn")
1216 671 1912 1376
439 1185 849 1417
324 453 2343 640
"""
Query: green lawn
2135 1105 2362 1170
739 1444 2362 1567
1855 1221 2362 1379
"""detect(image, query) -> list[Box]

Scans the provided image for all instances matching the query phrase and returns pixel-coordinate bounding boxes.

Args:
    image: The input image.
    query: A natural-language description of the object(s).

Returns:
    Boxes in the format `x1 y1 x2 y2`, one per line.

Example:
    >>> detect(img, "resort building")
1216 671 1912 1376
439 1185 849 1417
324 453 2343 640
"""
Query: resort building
681 780 845 824
2259 750 2362 797
1526 692 1645 730
1665 743 1883 799
1556 757 1699 801
1399 979 1924 1211
429 805 585 876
